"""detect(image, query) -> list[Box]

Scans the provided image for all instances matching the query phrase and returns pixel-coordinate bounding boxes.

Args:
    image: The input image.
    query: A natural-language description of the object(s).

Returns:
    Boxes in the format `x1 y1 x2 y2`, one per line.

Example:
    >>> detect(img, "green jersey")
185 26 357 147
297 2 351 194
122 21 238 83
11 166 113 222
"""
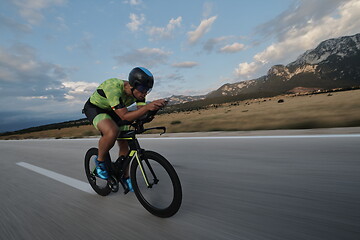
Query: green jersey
89 78 146 111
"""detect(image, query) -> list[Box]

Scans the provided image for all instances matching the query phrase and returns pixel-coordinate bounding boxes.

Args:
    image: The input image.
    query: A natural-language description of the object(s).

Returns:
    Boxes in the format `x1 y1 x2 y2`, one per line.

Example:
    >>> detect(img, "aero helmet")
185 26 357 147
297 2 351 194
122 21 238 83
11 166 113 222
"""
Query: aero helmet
128 67 154 93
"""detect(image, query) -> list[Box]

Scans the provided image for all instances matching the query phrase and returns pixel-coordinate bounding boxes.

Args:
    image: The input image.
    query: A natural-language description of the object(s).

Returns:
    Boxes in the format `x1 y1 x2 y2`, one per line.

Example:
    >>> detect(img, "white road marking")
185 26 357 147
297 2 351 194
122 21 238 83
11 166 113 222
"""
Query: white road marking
16 162 95 194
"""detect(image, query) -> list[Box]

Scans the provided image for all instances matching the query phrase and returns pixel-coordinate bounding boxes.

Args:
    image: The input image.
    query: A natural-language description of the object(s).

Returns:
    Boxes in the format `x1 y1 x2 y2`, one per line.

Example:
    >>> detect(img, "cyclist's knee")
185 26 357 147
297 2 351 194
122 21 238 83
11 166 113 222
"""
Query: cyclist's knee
105 127 119 139
98 120 119 139
106 130 119 140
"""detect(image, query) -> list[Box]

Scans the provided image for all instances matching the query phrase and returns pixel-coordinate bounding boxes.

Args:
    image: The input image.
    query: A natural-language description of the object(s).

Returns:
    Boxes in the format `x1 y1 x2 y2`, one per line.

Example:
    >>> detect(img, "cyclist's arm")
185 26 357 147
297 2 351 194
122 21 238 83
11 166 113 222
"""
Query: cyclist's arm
115 100 165 122
114 106 148 122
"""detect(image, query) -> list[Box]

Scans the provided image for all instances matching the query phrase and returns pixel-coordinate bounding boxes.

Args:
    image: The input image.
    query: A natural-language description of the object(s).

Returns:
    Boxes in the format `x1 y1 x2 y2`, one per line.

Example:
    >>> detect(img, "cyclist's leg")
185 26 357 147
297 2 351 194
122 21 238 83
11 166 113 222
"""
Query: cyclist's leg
117 139 130 177
97 118 119 162
117 125 130 156
83 100 119 162
117 140 129 157
115 124 130 177
83 100 116 178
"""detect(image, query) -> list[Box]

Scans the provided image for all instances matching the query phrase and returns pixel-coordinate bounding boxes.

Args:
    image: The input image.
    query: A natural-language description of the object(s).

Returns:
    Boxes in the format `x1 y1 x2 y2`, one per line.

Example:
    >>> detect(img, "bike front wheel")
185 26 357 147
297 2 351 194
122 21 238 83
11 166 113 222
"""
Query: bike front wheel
130 151 182 218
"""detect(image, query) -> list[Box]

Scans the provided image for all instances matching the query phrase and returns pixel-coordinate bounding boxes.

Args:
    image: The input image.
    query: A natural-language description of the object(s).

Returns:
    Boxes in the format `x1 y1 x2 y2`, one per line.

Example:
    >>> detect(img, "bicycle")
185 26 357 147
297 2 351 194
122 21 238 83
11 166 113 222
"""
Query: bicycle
84 110 182 218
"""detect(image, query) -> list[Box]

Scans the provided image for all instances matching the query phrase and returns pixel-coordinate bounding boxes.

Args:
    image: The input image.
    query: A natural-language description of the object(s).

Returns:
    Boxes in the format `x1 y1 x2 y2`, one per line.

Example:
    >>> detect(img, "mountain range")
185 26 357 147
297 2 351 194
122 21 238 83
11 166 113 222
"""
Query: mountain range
168 33 360 104
166 95 206 105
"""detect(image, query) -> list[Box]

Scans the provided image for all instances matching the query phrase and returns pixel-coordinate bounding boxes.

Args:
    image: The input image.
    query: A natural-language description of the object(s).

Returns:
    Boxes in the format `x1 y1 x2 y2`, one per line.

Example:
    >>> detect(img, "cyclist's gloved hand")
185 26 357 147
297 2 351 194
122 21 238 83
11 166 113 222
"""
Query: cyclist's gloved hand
146 99 167 111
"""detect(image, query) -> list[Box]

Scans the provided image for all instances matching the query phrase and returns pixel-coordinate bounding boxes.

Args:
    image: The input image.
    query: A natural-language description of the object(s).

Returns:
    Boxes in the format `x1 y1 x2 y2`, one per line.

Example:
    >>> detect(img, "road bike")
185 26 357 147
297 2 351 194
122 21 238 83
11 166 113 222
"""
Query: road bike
84 110 182 218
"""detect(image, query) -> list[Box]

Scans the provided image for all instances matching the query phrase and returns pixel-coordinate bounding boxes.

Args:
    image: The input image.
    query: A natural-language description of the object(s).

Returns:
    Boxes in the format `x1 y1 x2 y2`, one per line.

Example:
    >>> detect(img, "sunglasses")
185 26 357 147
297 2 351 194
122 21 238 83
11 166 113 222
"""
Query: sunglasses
136 85 152 94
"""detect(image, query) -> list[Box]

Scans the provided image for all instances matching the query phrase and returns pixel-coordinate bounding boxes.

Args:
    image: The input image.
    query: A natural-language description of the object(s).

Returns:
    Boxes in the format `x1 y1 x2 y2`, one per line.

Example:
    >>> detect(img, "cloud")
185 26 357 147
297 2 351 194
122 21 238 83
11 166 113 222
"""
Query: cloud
62 81 98 102
0 44 68 100
234 62 259 78
256 0 350 41
172 61 199 68
11 0 66 25
0 14 32 33
203 36 231 53
148 16 182 40
0 43 99 131
126 13 145 32
0 43 98 104
114 47 172 67
255 0 360 64
235 0 360 79
187 16 217 45
219 42 245 53
203 36 246 53
123 0 142 5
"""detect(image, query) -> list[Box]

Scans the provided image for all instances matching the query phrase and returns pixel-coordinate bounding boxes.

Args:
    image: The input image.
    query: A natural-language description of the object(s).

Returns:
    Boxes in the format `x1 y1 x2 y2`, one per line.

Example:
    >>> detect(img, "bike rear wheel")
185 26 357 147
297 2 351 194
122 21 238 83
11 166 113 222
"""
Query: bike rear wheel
84 148 111 196
130 151 182 218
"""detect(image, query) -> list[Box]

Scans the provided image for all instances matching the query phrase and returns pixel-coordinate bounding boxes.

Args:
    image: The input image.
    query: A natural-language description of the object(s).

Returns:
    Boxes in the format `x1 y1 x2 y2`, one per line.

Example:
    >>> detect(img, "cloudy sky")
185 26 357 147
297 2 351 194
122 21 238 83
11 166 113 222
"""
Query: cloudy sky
1 0 360 132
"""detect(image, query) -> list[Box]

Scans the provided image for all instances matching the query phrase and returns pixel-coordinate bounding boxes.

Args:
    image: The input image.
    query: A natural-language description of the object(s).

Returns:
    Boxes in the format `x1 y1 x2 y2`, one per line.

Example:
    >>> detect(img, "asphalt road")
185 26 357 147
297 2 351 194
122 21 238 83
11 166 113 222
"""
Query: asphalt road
1 133 360 240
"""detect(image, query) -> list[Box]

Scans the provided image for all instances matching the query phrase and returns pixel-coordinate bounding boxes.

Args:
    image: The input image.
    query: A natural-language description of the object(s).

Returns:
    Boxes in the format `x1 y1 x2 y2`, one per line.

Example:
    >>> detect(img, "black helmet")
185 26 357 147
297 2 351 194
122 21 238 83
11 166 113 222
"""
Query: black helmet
128 67 154 93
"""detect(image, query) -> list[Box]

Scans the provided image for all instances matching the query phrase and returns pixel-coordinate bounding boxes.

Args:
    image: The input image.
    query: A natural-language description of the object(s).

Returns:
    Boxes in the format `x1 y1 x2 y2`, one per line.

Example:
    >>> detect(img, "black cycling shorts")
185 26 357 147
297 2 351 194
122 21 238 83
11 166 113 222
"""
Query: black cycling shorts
82 99 130 130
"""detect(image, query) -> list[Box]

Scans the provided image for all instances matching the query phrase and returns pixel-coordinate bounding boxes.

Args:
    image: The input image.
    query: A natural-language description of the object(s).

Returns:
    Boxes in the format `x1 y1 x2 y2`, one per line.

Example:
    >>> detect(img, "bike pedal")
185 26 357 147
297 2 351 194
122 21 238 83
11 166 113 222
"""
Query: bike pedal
107 176 119 193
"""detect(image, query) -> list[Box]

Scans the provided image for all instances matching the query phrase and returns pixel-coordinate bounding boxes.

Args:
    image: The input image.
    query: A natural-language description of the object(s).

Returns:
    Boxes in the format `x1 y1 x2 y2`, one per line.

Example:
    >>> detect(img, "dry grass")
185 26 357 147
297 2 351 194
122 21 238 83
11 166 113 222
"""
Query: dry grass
2 90 360 140
145 89 360 132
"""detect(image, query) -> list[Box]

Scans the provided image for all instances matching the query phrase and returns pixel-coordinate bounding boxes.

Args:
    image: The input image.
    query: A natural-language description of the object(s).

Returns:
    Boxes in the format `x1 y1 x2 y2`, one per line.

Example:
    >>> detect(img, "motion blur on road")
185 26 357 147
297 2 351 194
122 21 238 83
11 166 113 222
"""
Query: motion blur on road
1 131 360 240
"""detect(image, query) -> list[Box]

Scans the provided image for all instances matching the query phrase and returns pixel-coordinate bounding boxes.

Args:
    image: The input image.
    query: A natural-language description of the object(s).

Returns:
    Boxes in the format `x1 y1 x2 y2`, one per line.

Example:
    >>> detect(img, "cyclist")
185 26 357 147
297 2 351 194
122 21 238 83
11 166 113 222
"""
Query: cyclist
82 67 166 191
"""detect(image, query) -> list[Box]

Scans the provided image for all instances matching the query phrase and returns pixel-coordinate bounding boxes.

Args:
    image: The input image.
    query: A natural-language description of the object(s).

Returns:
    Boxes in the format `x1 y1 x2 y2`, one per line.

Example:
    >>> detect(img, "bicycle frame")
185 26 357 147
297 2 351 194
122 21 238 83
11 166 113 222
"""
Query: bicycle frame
115 129 163 189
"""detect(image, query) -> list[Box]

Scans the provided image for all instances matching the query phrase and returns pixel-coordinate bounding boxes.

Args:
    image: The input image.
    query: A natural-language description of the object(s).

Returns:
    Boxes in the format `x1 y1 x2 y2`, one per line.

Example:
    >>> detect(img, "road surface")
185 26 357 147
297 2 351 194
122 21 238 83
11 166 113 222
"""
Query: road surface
1 133 360 239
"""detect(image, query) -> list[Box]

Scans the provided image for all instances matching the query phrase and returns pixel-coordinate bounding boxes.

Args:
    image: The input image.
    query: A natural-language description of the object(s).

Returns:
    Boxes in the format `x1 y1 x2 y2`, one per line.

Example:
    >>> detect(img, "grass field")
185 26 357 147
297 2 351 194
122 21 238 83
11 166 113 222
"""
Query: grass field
1 89 360 140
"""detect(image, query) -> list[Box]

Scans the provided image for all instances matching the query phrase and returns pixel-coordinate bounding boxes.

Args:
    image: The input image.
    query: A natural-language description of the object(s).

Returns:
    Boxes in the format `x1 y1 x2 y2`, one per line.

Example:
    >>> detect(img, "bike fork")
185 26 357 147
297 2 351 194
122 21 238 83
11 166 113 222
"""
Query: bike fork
129 150 155 188
144 158 159 185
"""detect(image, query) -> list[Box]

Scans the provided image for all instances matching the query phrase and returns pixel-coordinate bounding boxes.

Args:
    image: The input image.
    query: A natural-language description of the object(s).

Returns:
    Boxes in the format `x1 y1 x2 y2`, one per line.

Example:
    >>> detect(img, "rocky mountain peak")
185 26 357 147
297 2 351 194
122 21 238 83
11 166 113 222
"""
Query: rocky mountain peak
267 65 288 76
289 33 360 66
